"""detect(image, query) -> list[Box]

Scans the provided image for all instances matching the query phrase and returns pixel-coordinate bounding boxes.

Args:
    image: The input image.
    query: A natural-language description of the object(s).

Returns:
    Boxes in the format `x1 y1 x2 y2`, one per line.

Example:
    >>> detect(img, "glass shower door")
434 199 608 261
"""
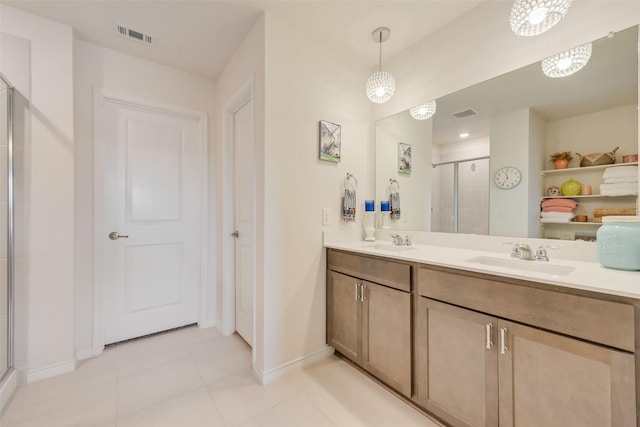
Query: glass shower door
0 74 13 382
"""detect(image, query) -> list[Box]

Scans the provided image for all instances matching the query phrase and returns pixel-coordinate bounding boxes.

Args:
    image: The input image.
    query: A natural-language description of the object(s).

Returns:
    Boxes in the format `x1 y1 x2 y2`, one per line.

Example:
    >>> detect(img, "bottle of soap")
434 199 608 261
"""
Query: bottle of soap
364 200 375 242
380 201 391 229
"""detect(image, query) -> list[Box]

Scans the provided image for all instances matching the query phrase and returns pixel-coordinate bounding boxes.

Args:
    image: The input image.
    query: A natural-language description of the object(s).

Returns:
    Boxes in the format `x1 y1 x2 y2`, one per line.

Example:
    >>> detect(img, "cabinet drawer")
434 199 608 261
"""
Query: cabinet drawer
328 249 411 292
418 266 635 352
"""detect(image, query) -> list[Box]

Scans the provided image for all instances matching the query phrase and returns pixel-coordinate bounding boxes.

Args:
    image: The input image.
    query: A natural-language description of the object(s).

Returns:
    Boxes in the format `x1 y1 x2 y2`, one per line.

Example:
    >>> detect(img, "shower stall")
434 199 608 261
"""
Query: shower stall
431 156 490 234
0 72 14 385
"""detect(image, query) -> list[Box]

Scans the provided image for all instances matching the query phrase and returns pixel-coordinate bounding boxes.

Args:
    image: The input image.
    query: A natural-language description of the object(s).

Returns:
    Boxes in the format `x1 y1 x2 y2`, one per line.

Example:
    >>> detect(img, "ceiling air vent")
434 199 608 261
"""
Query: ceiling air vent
115 24 156 47
451 108 478 119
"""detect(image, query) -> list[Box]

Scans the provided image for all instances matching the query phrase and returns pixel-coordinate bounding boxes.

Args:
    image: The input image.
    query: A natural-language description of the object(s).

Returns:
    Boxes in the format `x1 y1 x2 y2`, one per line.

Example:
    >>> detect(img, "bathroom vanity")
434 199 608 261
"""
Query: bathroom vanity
326 241 640 427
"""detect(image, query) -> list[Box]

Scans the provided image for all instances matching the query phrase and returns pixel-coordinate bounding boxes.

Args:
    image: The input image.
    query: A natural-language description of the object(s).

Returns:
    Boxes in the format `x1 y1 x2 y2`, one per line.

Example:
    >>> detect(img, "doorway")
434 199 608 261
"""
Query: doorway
93 90 208 349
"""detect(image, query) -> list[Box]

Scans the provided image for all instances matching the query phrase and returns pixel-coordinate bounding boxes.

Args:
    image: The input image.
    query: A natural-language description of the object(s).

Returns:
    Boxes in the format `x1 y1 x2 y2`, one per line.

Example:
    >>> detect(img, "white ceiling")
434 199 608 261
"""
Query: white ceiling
2 0 486 80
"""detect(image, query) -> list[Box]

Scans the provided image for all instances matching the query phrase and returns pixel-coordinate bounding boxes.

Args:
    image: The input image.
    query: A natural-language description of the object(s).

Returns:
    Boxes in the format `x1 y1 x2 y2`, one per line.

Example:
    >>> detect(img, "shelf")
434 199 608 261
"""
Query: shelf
541 162 638 176
541 194 637 200
540 221 602 226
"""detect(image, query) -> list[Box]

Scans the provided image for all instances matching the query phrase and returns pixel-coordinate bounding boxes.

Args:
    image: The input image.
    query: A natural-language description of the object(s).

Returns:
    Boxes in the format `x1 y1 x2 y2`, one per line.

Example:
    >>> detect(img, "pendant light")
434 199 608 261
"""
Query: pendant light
410 100 437 120
542 42 592 78
509 0 572 37
366 27 395 104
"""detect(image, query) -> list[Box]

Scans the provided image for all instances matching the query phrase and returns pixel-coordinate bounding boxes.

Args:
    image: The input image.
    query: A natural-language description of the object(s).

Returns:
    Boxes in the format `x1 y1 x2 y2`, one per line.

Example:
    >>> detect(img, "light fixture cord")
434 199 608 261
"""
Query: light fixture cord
378 31 382 72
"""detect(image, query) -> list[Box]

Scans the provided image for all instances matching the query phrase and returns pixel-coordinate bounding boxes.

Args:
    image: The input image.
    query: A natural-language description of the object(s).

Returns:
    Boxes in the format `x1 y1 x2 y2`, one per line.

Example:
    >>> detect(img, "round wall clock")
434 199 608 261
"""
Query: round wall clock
494 166 522 189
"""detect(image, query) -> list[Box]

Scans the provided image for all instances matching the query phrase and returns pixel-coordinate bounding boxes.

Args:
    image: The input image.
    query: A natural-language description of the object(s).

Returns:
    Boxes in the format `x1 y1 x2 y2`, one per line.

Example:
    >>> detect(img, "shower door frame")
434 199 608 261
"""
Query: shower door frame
0 72 15 385
432 155 489 234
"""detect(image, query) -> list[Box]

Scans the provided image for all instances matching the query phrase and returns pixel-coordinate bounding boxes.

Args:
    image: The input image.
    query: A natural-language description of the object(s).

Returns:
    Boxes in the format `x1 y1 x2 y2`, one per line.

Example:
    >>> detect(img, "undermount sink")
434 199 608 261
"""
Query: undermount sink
465 256 575 276
365 243 417 252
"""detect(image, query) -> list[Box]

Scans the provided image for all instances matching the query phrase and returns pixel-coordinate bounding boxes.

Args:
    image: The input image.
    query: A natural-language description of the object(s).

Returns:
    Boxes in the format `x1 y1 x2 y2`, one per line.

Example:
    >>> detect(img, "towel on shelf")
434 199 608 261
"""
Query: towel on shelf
342 189 356 222
600 182 638 196
602 165 638 179
541 206 576 213
603 176 638 184
540 211 575 219
390 192 401 220
541 198 578 209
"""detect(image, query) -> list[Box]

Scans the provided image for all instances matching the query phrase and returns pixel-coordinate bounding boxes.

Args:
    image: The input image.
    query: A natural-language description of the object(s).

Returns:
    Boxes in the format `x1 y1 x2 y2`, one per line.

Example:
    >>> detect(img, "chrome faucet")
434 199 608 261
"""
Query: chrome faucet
390 234 412 246
390 234 404 245
535 245 549 262
509 243 534 260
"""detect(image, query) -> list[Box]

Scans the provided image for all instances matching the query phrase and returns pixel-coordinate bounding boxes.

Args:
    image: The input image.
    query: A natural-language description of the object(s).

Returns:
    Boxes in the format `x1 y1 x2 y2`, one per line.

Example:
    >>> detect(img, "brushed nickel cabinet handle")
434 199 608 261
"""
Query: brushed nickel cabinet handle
354 283 359 301
500 327 508 355
360 284 367 302
486 323 494 349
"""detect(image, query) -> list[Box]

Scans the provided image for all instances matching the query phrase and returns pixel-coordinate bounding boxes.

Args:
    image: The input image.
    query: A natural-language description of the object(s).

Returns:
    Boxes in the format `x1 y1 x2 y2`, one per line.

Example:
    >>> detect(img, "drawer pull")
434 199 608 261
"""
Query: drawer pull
361 284 367 302
354 283 360 301
500 327 508 355
486 323 494 349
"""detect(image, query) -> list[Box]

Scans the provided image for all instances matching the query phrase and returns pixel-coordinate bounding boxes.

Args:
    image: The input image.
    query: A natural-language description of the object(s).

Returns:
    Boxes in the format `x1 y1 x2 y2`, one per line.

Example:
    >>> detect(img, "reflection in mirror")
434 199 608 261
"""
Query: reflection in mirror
375 25 638 239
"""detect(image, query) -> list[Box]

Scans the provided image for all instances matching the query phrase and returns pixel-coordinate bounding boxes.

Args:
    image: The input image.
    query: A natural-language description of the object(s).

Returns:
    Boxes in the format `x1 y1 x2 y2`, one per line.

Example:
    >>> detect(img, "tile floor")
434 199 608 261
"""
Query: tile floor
0 326 440 426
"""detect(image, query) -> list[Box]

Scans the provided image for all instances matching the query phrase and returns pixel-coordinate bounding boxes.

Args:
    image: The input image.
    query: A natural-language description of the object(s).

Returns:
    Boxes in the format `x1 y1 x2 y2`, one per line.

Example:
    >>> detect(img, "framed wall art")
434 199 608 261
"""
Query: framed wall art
319 120 341 163
398 142 412 174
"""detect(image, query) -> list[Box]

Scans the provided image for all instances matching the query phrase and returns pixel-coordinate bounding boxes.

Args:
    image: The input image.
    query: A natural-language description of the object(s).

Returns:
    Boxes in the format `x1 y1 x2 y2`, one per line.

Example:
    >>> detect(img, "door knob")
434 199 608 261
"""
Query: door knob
108 232 129 240
231 230 240 238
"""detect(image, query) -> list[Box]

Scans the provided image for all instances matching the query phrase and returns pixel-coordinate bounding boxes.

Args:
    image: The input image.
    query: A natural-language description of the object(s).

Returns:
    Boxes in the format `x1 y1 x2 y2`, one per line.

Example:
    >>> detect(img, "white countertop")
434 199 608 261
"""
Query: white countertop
325 240 640 300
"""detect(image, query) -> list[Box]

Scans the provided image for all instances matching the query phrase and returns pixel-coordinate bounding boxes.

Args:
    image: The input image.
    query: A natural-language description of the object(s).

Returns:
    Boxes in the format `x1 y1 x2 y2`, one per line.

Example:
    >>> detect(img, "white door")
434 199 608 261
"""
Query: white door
233 100 255 346
101 99 200 344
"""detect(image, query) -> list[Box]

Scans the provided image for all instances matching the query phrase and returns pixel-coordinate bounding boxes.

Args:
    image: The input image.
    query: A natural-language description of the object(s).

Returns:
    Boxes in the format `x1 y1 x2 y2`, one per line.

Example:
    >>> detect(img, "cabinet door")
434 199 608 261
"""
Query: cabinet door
416 297 499 427
498 319 636 427
361 281 412 397
327 271 361 363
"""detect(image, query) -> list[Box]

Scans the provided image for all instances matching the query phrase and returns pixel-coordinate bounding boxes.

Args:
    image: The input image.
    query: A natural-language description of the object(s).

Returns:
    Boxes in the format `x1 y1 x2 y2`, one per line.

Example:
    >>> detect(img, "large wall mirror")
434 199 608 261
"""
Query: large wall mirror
376 25 639 240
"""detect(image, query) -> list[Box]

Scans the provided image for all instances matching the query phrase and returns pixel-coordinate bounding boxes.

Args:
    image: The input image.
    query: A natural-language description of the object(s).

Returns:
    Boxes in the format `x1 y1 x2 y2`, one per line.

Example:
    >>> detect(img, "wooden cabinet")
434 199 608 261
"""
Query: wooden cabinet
415 298 498 426
416 266 637 427
327 250 412 397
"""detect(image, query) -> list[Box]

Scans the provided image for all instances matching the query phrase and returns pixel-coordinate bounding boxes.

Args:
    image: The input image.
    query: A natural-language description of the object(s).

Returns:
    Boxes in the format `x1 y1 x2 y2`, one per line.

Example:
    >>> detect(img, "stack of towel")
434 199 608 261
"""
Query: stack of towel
600 166 638 196
540 198 578 223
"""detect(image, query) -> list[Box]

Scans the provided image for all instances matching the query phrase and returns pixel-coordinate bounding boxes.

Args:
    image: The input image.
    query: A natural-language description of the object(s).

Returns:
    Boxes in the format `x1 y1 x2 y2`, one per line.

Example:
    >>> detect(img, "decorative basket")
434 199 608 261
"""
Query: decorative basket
576 147 618 167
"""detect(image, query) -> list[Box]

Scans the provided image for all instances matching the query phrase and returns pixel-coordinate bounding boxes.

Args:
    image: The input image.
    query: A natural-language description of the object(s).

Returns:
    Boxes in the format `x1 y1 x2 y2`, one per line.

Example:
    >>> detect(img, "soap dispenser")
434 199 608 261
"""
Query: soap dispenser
363 200 376 242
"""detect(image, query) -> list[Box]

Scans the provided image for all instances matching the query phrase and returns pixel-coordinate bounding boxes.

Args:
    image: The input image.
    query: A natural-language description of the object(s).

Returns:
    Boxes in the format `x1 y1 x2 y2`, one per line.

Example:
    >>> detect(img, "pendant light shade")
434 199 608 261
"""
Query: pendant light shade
366 27 395 104
509 0 572 37
542 42 592 78
366 71 396 104
410 100 437 120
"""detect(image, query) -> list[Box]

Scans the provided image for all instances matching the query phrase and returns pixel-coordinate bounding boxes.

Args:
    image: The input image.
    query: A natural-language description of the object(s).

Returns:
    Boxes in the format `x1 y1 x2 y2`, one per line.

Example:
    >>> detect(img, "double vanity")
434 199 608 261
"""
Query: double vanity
325 237 640 426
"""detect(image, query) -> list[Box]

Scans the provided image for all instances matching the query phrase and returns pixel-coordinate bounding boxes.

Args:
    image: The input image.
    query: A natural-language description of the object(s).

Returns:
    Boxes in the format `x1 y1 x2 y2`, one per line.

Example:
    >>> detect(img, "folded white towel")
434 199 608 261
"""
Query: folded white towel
540 211 575 219
602 165 638 179
601 188 639 196
540 217 573 223
603 176 638 184
600 182 638 192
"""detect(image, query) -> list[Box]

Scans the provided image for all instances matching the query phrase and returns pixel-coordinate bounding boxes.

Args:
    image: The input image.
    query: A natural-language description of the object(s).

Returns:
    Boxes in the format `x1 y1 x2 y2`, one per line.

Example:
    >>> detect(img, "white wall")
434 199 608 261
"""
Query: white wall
545 104 638 167
490 108 535 237
375 112 432 231
213 15 266 370
0 5 75 382
73 39 216 357
261 12 373 377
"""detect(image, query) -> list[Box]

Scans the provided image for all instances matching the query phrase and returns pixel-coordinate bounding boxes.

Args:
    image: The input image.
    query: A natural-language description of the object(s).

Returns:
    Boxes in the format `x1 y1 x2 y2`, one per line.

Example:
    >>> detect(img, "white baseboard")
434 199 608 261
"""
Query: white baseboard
254 346 335 385
0 369 18 414
76 348 100 361
26 359 76 384
198 320 216 329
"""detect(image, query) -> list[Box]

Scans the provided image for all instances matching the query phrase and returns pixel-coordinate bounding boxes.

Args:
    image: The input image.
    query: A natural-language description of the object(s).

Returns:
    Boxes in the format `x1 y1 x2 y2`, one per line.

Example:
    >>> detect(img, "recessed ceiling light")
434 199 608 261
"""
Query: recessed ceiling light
459 132 470 138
